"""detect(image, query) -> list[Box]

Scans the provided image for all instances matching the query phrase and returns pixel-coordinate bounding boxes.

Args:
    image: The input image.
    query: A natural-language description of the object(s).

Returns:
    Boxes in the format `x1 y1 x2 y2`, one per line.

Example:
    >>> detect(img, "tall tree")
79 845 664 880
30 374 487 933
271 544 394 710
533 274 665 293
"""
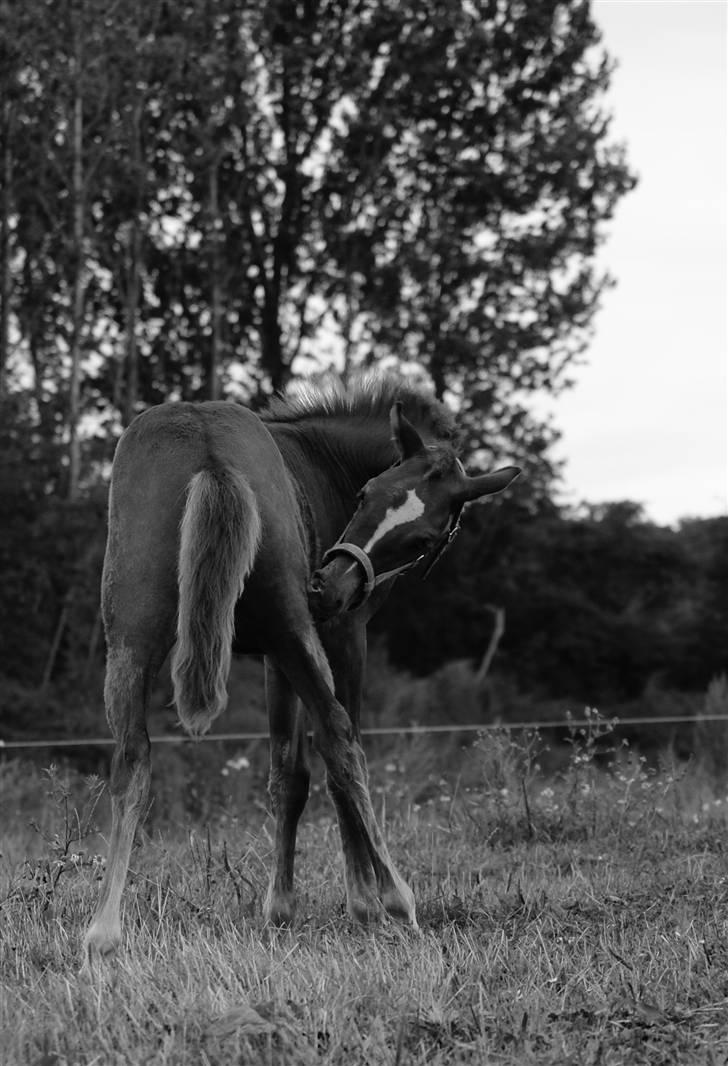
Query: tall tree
0 99 13 400
2 0 634 485
313 0 635 462
199 0 633 458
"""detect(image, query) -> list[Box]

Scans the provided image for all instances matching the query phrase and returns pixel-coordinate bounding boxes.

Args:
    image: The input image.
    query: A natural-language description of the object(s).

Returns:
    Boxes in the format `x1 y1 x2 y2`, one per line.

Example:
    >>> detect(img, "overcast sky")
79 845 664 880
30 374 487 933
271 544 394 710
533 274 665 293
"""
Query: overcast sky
544 0 727 525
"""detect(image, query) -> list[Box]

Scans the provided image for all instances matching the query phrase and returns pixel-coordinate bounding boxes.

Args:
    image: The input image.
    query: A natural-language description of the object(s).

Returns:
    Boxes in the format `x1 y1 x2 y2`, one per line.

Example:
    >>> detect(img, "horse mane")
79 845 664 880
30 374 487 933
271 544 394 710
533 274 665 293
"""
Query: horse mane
261 371 457 443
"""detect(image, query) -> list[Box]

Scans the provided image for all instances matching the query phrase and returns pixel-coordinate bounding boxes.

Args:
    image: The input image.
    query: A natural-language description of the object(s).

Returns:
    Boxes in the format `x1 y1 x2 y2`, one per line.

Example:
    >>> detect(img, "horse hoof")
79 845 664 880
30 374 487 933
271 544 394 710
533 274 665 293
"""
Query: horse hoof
382 885 418 929
263 890 296 927
347 891 385 925
82 921 121 966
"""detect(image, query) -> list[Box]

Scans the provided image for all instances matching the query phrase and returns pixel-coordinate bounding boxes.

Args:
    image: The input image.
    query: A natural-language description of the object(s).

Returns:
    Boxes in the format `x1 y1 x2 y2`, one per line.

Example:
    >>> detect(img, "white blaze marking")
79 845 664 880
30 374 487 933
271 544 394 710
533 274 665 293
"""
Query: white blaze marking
362 489 425 552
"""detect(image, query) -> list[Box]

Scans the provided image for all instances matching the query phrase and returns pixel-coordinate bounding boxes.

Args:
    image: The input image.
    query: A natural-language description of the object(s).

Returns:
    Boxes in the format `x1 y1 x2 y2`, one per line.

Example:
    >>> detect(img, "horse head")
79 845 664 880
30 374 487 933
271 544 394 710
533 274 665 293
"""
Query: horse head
309 402 520 620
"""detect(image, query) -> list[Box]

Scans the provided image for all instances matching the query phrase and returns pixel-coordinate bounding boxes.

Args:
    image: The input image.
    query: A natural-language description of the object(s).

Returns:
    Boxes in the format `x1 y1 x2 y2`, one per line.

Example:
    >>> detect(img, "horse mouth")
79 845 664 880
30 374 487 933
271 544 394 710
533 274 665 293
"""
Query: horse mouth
308 561 365 620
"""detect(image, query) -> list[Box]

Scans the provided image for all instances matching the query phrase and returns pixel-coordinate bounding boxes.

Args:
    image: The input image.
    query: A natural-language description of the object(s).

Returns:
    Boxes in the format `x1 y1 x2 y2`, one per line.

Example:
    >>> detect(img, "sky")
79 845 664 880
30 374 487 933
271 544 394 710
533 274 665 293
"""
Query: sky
543 0 727 525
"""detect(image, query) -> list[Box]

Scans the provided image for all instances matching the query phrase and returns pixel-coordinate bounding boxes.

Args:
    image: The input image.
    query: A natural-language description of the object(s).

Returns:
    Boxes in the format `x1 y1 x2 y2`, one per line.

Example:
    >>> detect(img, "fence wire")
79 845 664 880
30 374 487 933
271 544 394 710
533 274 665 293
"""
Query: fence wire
1 713 727 750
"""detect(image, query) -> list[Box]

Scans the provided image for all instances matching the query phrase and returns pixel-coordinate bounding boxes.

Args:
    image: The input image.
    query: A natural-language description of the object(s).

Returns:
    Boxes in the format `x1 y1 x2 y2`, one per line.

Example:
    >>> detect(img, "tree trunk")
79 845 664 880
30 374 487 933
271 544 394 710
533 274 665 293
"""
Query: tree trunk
67 42 85 501
0 103 13 400
474 605 505 689
207 157 222 401
40 593 73 694
122 89 144 427
122 217 141 426
261 297 286 393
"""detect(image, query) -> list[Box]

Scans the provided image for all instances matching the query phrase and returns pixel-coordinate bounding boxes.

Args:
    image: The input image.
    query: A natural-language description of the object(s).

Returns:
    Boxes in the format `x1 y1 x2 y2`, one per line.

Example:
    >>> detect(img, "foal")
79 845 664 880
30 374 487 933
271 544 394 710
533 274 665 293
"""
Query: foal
84 376 519 957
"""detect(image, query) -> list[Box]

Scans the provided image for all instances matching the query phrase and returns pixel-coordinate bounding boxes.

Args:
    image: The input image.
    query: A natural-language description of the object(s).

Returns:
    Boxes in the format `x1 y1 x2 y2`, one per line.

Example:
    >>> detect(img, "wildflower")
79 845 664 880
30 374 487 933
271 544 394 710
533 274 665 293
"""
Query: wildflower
225 754 250 773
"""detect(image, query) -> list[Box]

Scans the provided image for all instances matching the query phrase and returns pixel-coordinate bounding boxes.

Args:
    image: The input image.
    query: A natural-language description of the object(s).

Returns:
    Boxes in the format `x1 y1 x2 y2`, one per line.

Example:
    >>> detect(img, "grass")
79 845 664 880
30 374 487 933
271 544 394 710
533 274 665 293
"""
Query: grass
2 717 728 1064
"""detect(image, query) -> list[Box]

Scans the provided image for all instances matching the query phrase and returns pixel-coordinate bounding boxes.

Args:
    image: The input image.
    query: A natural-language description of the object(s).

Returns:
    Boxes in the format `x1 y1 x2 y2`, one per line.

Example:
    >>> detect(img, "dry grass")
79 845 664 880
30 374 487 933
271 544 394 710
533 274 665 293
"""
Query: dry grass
2 721 728 1064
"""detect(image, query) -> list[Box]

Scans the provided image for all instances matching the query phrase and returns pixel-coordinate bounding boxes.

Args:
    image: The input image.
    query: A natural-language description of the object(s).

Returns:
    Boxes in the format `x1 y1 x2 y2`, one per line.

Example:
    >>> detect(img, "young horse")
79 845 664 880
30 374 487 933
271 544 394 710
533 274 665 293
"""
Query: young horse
83 375 519 958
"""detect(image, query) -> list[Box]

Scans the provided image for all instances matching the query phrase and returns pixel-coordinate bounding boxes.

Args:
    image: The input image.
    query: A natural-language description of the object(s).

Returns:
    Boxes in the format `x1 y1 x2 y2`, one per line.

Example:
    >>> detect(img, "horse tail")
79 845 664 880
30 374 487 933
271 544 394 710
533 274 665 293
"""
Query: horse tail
172 466 262 736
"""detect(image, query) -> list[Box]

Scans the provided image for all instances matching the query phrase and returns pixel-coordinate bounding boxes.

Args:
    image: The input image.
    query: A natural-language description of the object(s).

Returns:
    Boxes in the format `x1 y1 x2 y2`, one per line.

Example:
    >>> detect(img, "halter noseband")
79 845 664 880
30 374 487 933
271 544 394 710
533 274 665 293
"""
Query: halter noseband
321 503 464 610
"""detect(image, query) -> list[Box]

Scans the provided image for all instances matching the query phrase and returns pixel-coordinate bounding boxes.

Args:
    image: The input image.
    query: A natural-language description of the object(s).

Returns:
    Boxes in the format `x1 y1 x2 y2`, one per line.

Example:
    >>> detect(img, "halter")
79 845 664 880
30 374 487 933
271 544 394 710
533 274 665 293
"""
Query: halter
321 502 464 610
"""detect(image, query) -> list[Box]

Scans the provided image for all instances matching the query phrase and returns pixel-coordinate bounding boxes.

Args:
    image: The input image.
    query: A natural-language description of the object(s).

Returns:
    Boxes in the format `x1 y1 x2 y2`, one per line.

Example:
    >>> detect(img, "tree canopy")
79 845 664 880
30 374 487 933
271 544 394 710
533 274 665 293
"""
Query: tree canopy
1 0 635 497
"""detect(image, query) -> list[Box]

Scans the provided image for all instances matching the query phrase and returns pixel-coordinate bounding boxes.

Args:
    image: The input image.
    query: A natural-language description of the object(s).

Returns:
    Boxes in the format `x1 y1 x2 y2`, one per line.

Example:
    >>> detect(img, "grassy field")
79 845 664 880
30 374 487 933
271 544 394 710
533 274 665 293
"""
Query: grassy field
2 718 728 1065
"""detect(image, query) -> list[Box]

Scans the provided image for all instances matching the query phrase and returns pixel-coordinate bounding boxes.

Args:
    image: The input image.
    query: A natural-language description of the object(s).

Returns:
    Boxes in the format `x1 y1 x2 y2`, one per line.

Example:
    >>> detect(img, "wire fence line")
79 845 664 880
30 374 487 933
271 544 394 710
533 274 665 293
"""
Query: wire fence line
1 713 726 750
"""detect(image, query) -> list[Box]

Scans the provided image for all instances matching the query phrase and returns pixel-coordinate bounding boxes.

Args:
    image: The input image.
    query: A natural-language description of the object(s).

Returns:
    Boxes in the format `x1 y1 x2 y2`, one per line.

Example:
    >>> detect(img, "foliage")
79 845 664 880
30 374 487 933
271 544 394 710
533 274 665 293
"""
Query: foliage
693 675 728 780
1 0 634 480
374 499 728 702
0 439 725 745
0 397 106 719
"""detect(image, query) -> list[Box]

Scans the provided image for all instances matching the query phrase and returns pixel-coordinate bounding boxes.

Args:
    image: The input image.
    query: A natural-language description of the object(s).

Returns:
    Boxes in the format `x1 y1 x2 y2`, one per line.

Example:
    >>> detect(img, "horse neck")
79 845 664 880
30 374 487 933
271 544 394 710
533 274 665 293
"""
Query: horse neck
312 415 395 490
271 416 395 548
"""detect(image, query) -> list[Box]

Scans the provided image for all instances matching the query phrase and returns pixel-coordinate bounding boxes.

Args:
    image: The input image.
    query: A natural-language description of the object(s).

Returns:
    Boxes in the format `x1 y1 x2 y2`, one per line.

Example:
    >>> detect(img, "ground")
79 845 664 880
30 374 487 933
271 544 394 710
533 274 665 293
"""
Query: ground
1 722 728 1064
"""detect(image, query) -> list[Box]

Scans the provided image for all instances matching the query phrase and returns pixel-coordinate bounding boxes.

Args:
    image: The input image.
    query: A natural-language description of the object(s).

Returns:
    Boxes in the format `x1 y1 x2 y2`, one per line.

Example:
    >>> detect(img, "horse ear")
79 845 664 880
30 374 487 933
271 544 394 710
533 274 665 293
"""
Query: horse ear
390 401 426 460
458 465 521 503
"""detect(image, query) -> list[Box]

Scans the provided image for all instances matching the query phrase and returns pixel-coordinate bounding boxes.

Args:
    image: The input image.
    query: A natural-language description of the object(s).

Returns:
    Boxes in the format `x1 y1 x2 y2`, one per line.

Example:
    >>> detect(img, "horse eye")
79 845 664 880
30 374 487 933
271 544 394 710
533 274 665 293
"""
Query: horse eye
405 528 431 549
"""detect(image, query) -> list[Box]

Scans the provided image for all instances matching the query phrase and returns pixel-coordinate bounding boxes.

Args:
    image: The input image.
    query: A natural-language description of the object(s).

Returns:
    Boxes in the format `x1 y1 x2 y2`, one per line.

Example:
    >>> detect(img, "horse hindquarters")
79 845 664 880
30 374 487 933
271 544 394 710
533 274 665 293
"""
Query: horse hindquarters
85 408 262 958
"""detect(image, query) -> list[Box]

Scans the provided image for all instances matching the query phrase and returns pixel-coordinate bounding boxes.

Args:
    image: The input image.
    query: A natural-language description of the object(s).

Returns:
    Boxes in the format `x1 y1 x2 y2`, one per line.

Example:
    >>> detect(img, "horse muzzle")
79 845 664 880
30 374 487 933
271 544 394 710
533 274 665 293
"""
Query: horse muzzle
308 551 370 620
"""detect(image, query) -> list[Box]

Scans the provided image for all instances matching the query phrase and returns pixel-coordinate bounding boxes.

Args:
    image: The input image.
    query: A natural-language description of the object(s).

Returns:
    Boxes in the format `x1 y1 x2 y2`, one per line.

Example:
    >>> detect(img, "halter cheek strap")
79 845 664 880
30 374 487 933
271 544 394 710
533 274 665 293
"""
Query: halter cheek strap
321 541 424 601
421 502 464 578
321 502 465 609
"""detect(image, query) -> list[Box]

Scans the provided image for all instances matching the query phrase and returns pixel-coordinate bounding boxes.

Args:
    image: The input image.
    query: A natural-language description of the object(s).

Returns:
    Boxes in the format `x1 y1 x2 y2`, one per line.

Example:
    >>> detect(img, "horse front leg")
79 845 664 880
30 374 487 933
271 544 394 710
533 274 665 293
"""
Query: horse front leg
83 641 153 961
277 626 417 928
263 660 310 925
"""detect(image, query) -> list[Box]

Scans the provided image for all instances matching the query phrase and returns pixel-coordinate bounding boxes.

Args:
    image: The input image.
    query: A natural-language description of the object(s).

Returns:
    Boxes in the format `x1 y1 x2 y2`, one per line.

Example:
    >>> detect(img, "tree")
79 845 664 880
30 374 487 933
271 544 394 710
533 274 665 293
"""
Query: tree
0 0 124 493
248 0 635 461
2 0 634 480
0 0 641 728
373 497 728 708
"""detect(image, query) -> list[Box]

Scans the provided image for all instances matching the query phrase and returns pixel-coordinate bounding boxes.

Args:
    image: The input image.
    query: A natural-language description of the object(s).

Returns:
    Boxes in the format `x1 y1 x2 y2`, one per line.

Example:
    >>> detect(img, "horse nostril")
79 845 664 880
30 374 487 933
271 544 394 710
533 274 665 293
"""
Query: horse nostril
309 572 324 594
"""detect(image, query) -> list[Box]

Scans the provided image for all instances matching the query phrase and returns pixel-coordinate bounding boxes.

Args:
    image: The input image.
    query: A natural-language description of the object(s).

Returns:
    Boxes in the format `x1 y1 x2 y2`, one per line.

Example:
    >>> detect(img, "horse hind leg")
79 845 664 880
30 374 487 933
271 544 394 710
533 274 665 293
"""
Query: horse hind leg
263 661 310 925
322 625 383 922
276 627 417 928
325 738 416 927
83 641 154 961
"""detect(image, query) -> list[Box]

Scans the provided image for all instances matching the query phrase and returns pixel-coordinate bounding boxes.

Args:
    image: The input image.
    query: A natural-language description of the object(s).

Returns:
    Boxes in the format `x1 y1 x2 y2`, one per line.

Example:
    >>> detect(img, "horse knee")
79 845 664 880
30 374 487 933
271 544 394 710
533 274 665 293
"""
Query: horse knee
269 758 310 819
110 729 151 799
317 733 367 796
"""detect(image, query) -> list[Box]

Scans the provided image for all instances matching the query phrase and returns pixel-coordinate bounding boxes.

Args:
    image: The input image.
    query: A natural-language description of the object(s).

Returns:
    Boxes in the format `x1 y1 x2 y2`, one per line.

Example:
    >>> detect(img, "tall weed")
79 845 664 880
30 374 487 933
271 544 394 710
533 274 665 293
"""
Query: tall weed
694 674 728 779
2 765 105 911
463 707 699 848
